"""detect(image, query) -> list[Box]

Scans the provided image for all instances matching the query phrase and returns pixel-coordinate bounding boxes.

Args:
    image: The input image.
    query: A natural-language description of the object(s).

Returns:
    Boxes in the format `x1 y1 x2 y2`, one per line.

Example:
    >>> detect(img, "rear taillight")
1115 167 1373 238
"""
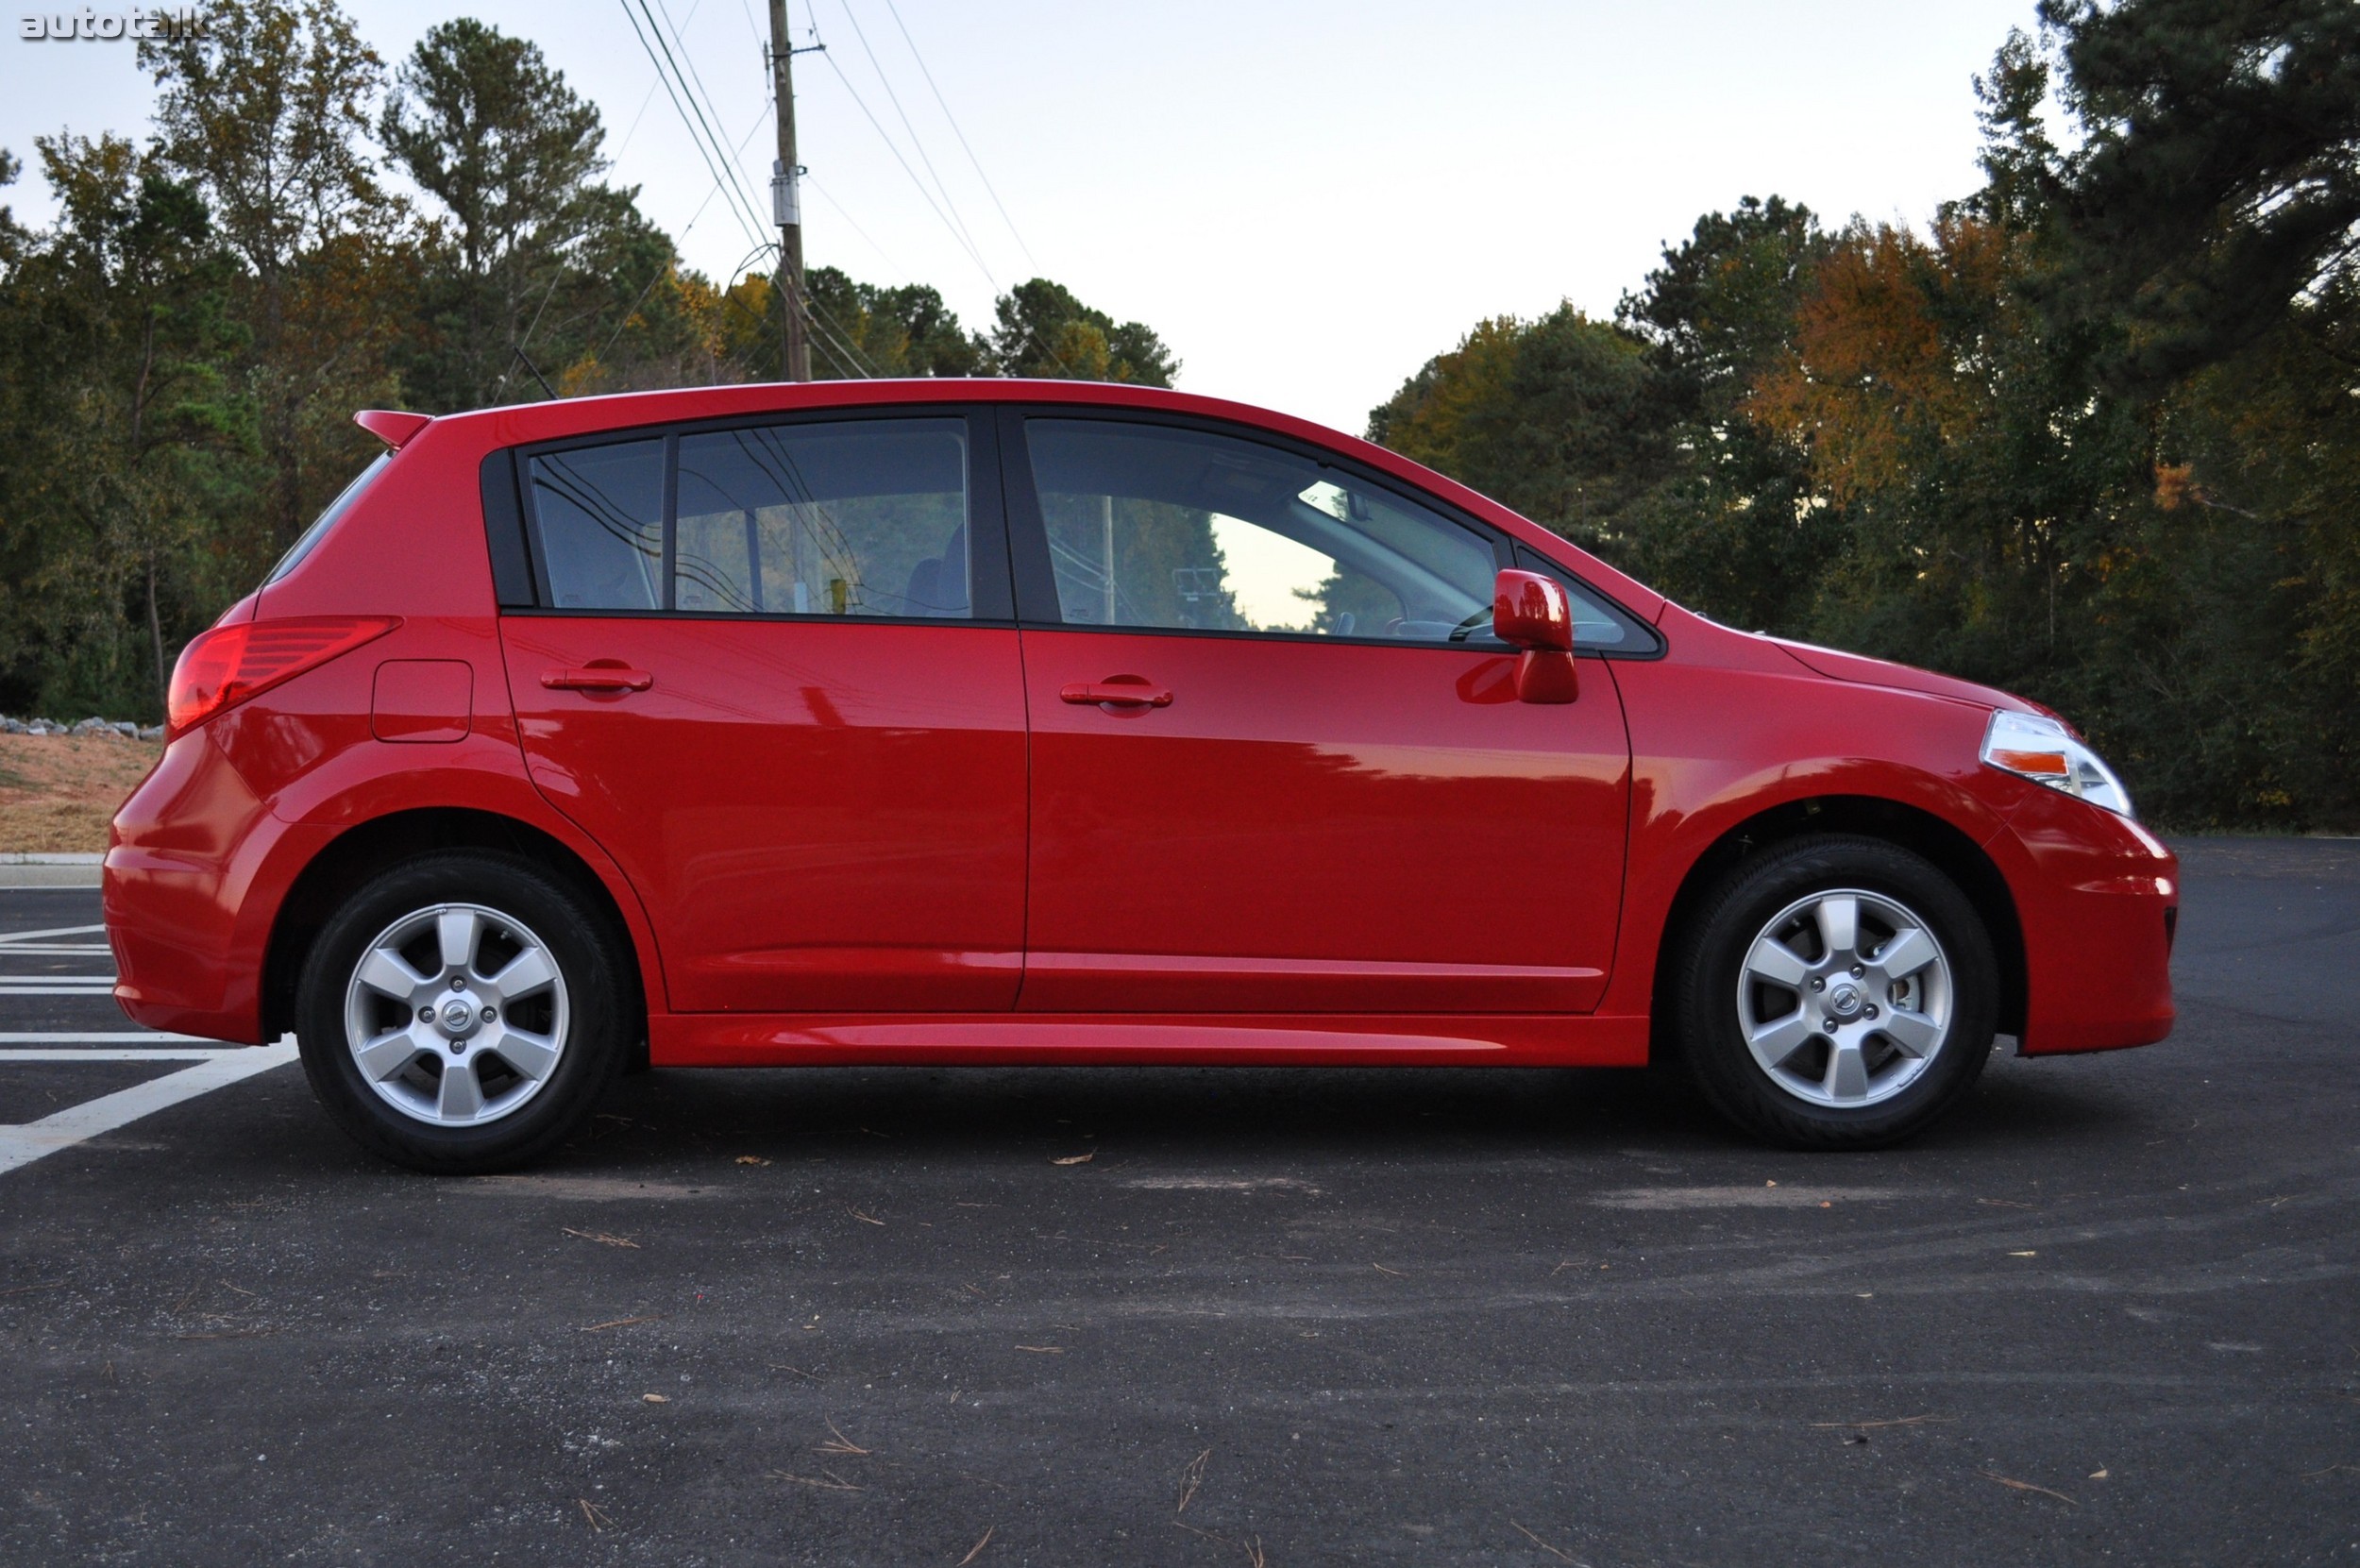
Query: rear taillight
166 616 400 739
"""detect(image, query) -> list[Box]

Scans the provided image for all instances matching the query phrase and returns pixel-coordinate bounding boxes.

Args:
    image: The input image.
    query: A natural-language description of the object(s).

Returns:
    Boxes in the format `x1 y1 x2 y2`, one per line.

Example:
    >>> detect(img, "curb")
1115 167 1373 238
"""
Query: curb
0 854 105 888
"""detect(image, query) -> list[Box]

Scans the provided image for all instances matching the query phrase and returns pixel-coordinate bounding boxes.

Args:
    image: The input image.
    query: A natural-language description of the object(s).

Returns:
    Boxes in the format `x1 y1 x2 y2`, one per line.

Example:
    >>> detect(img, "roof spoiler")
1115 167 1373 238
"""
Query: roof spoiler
355 409 433 450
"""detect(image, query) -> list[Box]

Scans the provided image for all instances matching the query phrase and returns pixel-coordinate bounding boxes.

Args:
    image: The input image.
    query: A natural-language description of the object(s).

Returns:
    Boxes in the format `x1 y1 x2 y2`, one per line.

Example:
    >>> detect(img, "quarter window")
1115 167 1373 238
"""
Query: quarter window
527 440 665 611
1024 419 1499 641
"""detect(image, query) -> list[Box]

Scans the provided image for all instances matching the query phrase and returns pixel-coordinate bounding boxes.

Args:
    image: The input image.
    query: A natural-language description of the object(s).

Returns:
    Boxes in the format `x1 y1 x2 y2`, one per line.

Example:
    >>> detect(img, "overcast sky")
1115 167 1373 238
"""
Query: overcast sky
1 0 2042 435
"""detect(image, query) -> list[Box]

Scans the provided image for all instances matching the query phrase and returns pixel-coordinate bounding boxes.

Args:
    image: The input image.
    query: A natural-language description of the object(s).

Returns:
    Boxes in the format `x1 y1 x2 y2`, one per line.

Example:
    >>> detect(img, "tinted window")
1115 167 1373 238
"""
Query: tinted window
1510 543 1657 651
522 421 972 616
529 439 665 610
1025 419 1498 641
673 420 969 617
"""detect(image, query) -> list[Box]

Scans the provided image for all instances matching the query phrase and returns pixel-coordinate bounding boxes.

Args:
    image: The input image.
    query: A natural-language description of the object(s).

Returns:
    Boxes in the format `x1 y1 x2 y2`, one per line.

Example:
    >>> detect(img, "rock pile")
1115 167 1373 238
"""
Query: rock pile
1 716 165 741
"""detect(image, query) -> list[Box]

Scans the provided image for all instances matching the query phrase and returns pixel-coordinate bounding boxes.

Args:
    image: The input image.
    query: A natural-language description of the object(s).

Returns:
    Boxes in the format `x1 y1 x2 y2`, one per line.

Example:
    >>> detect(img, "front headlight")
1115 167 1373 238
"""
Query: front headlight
1981 710 2134 818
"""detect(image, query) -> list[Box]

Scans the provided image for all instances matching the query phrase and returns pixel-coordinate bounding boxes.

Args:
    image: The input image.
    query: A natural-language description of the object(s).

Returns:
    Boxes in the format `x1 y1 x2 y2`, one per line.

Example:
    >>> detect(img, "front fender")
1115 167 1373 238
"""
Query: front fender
1601 654 2013 1021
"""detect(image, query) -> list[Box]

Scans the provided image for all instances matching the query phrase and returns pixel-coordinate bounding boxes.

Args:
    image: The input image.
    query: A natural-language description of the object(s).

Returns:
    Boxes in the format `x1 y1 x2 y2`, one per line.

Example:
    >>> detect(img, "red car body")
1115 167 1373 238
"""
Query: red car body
104 379 2177 1074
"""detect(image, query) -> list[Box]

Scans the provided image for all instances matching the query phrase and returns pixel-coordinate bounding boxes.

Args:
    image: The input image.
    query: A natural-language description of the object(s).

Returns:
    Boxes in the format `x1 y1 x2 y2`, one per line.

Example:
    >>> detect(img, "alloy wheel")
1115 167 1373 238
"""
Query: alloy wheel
1733 887 1954 1109
342 902 570 1127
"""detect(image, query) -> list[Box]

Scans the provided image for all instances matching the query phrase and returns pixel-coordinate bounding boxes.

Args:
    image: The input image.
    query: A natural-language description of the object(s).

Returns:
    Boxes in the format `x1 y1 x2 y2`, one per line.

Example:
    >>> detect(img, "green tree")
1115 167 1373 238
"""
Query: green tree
2034 0 2360 396
987 278 1176 385
1369 205 1835 637
804 266 985 379
0 135 258 717
1369 307 1669 551
381 19 596 407
141 0 401 550
1615 196 1838 632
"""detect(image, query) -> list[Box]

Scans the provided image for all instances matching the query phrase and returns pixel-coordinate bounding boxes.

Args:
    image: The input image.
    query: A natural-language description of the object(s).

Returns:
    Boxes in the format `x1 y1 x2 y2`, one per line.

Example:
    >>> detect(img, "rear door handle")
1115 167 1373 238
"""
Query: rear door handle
1060 680 1172 709
542 666 654 693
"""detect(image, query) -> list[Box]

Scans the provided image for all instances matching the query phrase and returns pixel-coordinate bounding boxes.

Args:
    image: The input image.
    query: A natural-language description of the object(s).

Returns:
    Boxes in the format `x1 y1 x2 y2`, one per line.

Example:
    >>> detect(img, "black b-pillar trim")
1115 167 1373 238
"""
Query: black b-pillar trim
479 447 537 609
994 407 1065 625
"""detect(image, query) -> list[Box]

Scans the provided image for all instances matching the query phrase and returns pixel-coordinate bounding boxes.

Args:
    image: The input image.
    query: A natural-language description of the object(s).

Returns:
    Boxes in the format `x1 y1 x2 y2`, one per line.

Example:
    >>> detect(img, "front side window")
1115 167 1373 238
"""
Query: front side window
1024 419 1499 642
524 418 971 618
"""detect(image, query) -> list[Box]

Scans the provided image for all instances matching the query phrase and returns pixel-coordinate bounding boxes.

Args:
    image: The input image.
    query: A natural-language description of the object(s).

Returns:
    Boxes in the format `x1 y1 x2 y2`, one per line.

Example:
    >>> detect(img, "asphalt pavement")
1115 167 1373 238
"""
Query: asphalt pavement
0 838 2355 1565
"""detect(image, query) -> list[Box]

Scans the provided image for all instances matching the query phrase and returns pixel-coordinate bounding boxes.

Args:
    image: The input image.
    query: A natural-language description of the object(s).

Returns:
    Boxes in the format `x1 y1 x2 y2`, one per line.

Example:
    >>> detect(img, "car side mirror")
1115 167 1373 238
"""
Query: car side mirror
1492 569 1578 703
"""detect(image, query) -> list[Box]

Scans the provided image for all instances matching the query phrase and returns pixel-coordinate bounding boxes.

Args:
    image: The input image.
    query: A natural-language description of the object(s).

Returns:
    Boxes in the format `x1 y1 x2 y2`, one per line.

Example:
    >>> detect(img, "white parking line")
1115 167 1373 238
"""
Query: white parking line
0 1031 211 1043
0 986 118 996
0 924 107 943
0 1042 298 1176
0 1049 229 1061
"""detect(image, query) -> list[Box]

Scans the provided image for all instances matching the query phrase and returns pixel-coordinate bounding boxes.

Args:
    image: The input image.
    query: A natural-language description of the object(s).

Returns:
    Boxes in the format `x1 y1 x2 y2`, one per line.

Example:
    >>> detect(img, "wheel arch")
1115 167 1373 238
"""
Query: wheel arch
1650 794 2027 1043
261 806 649 1054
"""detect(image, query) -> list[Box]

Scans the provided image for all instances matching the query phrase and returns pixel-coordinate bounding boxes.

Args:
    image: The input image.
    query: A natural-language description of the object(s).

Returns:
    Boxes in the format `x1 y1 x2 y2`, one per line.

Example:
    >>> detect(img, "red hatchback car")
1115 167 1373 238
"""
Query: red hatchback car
104 380 2177 1172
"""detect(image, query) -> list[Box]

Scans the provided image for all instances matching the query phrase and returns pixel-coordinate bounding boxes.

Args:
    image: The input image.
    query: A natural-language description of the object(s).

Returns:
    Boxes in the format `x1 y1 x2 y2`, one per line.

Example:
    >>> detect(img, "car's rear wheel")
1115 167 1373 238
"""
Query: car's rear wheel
1669 835 1998 1149
295 851 627 1173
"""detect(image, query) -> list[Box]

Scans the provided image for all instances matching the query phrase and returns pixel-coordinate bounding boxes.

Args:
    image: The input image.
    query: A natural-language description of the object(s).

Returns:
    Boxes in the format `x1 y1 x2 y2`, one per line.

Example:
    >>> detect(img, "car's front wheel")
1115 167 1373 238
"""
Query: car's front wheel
1668 835 1998 1149
295 852 628 1173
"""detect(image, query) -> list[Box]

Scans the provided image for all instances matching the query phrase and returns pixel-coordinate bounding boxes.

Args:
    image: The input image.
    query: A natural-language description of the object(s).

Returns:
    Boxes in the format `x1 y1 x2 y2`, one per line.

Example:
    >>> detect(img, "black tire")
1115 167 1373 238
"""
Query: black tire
1668 835 1998 1150
295 851 630 1174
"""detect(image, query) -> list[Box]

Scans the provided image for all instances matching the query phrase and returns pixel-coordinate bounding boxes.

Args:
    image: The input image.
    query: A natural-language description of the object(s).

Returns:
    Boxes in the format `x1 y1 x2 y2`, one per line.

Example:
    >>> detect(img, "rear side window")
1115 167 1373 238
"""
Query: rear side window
522 419 972 618
673 420 969 617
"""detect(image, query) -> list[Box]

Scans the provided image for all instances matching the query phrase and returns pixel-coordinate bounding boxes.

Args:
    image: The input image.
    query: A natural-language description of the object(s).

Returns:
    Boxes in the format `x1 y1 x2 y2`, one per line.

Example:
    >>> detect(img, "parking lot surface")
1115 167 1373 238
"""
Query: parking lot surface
1 839 2355 1565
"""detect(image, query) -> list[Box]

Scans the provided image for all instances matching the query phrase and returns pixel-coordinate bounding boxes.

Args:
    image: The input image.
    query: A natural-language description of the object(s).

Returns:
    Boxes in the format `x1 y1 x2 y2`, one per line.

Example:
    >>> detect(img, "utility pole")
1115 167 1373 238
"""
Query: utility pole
767 0 811 381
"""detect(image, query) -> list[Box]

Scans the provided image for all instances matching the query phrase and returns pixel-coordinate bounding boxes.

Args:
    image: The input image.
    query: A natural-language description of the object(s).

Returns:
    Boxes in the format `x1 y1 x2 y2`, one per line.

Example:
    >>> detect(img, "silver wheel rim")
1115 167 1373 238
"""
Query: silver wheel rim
343 902 570 1128
1735 887 1953 1110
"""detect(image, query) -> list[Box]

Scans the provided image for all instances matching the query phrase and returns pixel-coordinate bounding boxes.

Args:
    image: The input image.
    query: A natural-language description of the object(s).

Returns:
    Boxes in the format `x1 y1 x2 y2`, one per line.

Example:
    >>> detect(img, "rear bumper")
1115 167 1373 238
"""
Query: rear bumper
102 729 286 1043
1986 788 2177 1055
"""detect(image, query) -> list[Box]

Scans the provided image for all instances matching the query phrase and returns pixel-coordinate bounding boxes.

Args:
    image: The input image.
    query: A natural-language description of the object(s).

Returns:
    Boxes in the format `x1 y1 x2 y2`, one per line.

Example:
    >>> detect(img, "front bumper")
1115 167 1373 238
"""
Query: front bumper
1986 784 2177 1055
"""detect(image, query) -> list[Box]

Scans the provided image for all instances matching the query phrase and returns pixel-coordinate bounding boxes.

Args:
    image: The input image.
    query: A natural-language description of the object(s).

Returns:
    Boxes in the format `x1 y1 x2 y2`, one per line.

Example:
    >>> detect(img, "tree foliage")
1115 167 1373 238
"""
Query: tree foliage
1371 0 2360 827
986 277 1176 385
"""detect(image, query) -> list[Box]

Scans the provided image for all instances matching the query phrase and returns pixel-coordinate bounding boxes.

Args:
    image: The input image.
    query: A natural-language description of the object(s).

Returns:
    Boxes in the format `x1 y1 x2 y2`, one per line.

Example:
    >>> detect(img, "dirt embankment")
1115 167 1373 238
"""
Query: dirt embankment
0 734 162 852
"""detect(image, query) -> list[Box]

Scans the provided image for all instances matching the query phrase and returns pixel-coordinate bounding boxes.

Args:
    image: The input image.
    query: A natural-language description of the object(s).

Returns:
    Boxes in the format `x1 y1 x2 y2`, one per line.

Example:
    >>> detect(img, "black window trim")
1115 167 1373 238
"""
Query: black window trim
480 447 536 608
495 404 1018 626
996 403 1664 660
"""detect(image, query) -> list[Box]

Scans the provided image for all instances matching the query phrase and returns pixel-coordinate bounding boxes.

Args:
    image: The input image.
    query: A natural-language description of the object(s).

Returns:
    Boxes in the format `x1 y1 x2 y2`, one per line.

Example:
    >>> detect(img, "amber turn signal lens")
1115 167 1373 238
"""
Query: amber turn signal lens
1987 748 2070 776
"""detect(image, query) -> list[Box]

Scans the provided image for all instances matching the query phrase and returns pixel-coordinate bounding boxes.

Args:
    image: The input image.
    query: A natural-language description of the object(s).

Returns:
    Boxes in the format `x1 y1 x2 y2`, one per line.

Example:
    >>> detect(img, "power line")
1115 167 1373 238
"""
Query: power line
830 0 988 274
651 0 769 229
619 0 767 252
619 0 768 250
612 77 663 159
617 0 705 158
817 44 997 288
673 102 775 245
596 259 677 363
802 172 912 280
718 237 888 380
647 0 775 246
803 298 884 379
877 0 1037 270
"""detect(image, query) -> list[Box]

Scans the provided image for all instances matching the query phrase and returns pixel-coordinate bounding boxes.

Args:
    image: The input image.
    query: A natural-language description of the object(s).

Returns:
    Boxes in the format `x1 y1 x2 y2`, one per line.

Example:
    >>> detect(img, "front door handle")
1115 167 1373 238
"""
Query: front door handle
542 666 654 693
1060 679 1172 709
